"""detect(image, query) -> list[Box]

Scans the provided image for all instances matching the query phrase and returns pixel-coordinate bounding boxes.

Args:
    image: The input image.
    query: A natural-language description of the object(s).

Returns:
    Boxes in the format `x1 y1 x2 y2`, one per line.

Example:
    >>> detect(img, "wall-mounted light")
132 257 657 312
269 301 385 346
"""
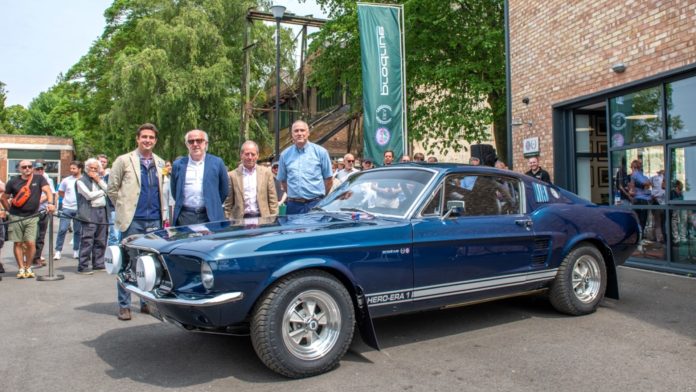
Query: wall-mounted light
611 63 627 73
512 118 533 127
522 96 530 105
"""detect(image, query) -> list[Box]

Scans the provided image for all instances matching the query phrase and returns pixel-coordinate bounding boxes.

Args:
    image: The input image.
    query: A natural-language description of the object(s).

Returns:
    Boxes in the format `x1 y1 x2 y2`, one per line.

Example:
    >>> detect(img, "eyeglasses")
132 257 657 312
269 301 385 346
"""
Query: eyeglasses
20 165 33 169
34 167 44 171
187 138 206 145
346 160 355 163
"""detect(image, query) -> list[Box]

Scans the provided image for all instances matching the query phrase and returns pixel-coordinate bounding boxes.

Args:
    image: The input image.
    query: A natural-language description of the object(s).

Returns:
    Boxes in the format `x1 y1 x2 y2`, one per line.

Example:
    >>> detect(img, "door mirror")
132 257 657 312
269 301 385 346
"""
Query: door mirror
442 200 465 220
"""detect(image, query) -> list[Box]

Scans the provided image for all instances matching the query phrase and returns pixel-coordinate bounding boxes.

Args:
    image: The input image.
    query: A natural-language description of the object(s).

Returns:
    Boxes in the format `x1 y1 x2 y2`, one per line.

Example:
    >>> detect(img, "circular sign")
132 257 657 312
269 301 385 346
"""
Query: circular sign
375 127 391 146
612 133 625 147
611 112 627 131
376 104 393 125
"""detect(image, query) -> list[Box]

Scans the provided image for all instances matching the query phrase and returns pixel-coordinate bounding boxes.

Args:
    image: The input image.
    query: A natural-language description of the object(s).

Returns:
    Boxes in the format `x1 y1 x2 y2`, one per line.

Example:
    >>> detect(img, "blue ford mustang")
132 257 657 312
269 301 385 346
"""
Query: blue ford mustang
106 164 640 378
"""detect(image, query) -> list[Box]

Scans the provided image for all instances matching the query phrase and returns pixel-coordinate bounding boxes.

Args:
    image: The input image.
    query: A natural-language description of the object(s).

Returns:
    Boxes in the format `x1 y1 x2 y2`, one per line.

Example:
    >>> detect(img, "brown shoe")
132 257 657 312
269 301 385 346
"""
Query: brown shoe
118 308 131 321
140 304 151 315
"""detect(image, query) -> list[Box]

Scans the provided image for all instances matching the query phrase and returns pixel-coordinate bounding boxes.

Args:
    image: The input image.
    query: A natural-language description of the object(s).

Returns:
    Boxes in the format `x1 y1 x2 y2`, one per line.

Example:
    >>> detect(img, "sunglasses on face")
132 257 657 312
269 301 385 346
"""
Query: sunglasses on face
187 138 206 145
20 165 33 169
346 160 355 163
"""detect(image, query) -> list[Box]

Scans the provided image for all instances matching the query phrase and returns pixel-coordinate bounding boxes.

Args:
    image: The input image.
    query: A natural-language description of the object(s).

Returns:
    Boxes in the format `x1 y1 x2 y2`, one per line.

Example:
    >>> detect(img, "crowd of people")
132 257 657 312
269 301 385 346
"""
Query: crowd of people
0 119 554 318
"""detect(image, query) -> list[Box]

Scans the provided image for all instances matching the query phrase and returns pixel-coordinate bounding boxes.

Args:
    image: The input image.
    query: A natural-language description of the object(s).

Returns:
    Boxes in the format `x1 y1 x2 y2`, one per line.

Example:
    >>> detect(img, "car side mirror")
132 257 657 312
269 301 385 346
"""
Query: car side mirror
442 200 465 220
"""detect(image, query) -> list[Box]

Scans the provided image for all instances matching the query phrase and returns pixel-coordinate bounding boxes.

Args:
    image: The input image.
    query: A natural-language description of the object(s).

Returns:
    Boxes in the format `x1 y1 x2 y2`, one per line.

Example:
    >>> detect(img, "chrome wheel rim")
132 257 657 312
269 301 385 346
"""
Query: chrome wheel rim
282 290 342 360
572 255 601 303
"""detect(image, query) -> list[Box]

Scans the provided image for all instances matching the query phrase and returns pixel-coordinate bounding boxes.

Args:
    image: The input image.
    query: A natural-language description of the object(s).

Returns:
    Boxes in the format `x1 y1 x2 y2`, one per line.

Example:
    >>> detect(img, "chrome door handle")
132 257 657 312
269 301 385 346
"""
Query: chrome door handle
515 219 532 229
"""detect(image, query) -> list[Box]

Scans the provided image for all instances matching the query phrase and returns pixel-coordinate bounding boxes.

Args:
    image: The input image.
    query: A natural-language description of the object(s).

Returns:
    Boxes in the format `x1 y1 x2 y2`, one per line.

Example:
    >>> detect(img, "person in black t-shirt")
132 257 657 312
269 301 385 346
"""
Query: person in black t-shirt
525 156 552 184
0 160 55 279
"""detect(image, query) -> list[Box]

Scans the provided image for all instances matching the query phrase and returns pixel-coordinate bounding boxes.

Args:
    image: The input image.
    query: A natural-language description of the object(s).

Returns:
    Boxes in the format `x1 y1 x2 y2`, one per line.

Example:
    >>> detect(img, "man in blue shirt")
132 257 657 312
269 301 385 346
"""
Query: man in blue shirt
629 159 652 238
277 120 333 214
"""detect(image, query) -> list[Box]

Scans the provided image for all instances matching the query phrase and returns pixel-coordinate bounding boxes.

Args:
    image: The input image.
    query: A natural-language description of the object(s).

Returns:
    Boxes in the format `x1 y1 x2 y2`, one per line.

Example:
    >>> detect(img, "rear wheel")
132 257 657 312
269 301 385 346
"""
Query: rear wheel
549 244 607 316
251 270 355 378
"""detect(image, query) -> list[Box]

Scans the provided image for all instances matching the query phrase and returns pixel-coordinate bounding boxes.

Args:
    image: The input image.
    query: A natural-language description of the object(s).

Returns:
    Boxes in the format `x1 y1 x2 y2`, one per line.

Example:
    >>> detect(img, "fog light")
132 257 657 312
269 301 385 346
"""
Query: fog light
136 255 161 292
104 246 122 275
201 262 214 290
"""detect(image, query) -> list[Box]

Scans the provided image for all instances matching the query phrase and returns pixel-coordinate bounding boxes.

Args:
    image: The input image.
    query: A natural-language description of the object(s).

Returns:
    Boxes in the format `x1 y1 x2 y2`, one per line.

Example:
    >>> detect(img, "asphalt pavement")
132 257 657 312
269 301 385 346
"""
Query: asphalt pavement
1 237 695 391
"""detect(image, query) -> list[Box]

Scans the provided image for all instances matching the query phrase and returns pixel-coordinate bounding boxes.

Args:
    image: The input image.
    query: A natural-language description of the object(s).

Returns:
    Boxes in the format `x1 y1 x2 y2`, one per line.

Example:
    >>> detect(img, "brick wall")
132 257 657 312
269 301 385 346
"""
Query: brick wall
509 0 696 180
0 134 74 182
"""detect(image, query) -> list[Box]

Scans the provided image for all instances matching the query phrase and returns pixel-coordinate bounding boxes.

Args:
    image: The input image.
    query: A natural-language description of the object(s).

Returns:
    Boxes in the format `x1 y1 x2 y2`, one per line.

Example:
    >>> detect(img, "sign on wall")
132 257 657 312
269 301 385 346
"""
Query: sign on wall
523 136 540 157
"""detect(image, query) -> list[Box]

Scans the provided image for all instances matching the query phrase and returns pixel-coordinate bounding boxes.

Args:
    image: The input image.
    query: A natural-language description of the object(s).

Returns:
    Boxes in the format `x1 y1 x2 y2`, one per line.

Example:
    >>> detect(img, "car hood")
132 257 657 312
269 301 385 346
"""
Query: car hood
125 212 396 255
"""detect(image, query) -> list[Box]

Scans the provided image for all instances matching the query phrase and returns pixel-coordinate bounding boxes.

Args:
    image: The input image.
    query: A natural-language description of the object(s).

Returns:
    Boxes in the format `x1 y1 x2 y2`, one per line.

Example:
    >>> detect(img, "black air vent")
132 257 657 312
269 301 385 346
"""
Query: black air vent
534 238 550 251
532 238 551 264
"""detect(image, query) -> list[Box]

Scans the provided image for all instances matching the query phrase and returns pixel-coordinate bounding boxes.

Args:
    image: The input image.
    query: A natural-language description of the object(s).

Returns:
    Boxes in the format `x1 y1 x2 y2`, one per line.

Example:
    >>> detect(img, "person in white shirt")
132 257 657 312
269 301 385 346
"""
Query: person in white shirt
75 158 109 274
334 153 360 183
54 161 83 260
170 129 229 225
224 141 278 220
649 169 665 243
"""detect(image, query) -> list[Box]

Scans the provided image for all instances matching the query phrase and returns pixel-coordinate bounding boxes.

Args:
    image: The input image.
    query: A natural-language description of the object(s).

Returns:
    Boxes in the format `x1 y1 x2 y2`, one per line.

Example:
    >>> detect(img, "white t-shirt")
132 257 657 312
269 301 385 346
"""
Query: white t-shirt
59 176 79 210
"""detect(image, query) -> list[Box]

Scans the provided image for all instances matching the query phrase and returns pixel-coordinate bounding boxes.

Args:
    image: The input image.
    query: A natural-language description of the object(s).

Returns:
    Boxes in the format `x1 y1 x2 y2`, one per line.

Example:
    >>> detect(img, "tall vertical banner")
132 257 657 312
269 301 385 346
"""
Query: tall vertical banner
358 3 407 166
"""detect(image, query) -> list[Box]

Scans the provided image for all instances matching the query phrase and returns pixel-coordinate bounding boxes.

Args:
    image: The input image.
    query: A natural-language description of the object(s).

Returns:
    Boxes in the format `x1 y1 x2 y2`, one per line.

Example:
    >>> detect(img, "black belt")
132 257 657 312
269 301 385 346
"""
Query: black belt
182 206 207 214
244 212 260 218
287 197 322 204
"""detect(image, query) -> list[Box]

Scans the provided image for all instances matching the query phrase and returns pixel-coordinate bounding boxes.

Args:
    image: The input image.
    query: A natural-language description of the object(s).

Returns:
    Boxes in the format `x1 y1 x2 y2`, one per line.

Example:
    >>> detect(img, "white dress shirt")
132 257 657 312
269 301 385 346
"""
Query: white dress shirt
243 165 259 215
183 155 205 208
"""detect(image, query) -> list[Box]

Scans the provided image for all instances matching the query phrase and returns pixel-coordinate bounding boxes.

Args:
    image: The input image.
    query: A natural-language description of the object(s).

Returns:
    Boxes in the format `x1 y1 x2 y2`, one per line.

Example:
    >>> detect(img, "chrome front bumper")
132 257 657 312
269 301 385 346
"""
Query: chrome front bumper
120 281 244 307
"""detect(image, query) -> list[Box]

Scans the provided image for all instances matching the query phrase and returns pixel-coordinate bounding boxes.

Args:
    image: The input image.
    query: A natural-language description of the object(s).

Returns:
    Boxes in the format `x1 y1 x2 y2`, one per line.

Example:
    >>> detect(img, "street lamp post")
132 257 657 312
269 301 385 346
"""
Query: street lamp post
271 4 286 160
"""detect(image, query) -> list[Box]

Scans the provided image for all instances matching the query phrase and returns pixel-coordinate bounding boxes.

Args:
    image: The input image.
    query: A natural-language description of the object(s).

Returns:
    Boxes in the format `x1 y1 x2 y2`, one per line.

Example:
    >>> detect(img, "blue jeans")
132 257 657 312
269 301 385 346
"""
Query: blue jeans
55 208 81 252
117 219 161 309
287 199 322 215
107 210 121 246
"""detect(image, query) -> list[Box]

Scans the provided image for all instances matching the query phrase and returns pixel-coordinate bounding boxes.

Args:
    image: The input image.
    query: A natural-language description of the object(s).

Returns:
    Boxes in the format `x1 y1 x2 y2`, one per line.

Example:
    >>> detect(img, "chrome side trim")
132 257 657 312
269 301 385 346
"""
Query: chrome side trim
120 281 243 307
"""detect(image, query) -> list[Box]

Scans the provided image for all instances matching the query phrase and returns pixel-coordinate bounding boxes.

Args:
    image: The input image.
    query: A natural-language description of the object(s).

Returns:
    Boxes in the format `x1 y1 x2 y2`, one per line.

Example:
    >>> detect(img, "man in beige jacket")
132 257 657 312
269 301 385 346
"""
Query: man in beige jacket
107 123 168 321
224 140 278 220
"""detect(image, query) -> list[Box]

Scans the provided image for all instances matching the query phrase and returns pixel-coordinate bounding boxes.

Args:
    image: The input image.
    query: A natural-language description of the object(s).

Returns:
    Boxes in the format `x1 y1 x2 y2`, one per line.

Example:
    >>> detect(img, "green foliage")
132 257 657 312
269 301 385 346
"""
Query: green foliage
0 81 28 134
308 0 508 160
25 0 289 166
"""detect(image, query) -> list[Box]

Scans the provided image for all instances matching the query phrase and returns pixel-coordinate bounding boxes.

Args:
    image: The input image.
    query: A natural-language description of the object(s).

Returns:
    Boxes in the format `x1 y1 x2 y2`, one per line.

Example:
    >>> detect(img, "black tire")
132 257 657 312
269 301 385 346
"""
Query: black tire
250 270 355 378
549 244 607 316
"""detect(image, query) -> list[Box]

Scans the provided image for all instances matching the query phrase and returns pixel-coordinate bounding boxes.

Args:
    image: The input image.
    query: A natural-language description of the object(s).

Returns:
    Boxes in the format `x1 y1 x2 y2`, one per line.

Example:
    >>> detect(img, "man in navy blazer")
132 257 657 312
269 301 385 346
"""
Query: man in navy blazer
171 129 229 225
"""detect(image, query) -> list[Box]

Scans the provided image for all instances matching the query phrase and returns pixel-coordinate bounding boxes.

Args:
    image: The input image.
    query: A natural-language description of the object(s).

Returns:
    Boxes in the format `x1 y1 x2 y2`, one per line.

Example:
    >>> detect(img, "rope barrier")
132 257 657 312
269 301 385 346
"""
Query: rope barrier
0 210 113 282
54 211 112 226
0 211 44 226
0 211 113 226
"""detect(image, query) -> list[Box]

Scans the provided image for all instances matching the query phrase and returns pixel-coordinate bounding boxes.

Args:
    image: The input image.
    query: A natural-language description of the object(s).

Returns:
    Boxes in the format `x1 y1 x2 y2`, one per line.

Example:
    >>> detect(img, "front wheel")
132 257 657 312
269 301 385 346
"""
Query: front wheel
251 270 355 378
549 244 607 316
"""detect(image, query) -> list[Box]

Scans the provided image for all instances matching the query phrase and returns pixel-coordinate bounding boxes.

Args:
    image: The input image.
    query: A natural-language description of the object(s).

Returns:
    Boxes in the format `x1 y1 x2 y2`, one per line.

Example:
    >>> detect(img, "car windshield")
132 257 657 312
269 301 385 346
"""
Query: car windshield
319 168 436 217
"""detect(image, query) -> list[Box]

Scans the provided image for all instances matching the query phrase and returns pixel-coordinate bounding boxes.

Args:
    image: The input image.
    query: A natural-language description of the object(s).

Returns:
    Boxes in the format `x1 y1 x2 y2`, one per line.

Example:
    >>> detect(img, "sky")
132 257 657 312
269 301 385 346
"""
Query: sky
0 0 327 108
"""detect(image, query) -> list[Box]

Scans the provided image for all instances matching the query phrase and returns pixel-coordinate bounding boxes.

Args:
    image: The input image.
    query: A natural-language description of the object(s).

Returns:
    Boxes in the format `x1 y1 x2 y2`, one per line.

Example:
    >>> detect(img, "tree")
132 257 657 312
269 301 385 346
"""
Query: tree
0 81 28 134
308 0 508 161
41 0 293 164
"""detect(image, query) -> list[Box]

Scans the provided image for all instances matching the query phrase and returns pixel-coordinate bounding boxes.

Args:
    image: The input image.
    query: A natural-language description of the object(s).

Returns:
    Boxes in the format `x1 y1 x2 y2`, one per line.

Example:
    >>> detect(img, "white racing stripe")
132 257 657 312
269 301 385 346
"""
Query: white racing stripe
366 269 559 307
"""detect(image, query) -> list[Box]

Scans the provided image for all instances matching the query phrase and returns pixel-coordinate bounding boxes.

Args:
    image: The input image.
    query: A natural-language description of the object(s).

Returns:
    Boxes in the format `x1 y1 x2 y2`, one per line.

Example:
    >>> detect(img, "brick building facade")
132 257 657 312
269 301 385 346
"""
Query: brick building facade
0 134 75 185
508 0 696 273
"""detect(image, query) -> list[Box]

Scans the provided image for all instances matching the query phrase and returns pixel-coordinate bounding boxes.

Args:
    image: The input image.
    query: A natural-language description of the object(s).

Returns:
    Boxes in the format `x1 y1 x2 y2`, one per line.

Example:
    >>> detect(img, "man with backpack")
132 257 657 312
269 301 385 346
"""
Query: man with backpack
0 160 55 279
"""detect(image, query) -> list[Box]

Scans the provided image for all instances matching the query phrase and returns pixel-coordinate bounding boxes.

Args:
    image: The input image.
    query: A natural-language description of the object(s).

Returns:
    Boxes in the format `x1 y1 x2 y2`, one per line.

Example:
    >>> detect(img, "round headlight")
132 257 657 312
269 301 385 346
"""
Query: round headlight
104 246 122 275
201 261 214 290
136 255 162 292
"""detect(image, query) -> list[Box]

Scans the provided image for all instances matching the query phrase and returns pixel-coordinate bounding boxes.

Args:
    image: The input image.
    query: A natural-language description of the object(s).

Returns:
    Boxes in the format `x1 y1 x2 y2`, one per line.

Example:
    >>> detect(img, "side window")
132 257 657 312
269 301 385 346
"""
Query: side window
496 176 521 214
441 174 521 217
421 186 442 216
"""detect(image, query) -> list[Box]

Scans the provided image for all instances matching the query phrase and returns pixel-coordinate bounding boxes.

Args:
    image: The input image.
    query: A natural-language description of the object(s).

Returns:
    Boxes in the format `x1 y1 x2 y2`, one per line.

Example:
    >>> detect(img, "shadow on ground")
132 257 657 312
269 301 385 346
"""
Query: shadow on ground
85 323 286 386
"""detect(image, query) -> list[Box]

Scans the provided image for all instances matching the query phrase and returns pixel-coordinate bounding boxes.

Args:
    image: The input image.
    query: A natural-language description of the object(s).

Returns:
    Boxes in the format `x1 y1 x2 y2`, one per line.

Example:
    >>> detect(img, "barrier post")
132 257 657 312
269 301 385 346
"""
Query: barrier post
37 212 64 281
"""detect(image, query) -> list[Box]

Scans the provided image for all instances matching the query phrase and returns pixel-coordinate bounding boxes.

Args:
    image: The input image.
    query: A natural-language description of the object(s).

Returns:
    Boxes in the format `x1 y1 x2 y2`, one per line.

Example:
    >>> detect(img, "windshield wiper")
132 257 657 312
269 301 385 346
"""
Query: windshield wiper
339 207 372 216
